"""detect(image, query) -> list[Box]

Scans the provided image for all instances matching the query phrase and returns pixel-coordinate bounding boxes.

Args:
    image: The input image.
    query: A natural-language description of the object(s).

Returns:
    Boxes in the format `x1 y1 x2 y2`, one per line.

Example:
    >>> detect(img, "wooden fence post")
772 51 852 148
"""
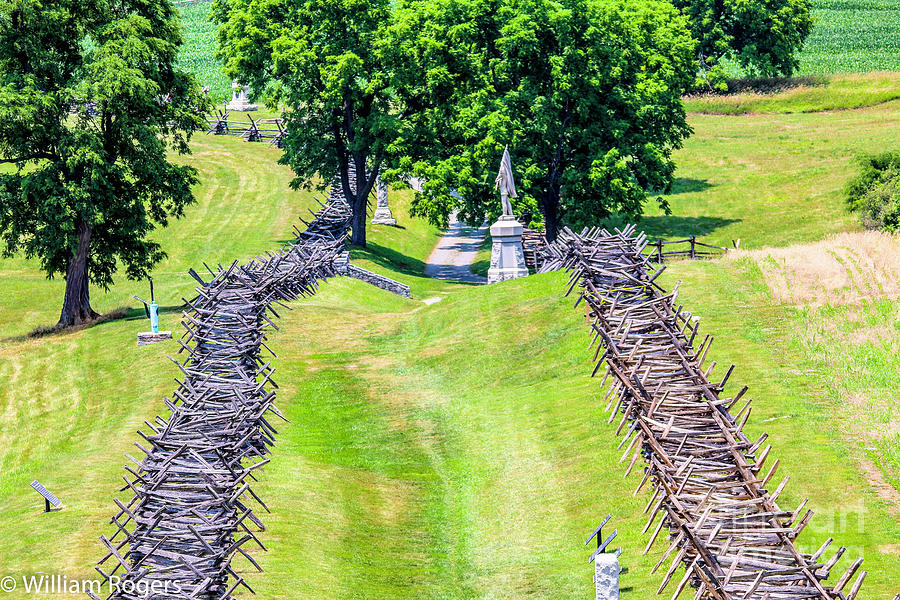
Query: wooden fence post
689 235 696 259
656 239 663 263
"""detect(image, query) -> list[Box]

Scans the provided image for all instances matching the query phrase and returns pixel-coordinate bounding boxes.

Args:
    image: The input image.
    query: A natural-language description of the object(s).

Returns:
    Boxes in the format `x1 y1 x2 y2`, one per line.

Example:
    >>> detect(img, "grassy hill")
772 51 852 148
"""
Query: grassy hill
1 86 899 597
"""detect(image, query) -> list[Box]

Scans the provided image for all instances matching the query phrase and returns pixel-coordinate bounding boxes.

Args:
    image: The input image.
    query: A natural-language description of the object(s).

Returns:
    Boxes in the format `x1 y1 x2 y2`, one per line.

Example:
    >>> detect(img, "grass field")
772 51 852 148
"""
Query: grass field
636 99 900 247
0 133 441 338
1 89 899 597
1 268 898 598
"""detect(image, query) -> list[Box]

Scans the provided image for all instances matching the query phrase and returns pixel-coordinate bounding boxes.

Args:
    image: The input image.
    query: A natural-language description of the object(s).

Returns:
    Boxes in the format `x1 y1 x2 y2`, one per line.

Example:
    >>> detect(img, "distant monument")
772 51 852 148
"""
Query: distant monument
487 146 528 284
226 80 257 111
371 176 397 225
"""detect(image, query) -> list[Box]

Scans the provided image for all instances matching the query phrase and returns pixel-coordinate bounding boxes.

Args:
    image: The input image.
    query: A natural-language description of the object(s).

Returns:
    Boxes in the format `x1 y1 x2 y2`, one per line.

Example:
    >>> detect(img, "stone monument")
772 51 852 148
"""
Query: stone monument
226 80 257 111
487 146 528 284
371 176 397 225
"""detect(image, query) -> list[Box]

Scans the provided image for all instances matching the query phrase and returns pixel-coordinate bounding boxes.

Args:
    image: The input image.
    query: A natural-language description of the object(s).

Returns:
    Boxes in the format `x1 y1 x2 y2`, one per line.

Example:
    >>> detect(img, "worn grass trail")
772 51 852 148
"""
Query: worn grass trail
247 267 899 598
0 265 897 598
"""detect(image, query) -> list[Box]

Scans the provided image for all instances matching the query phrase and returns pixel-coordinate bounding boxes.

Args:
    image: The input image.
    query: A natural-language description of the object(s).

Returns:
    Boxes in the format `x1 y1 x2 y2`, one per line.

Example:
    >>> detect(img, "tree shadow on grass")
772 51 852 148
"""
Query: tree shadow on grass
638 215 742 240
666 178 713 195
352 242 483 287
684 75 829 100
600 215 741 241
9 303 186 343
350 242 426 277
274 224 407 246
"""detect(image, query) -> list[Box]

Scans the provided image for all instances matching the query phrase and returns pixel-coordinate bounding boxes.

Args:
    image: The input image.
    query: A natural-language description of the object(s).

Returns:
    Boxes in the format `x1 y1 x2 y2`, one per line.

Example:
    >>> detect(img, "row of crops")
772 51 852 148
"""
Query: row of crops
178 0 900 103
800 0 900 73
178 0 231 103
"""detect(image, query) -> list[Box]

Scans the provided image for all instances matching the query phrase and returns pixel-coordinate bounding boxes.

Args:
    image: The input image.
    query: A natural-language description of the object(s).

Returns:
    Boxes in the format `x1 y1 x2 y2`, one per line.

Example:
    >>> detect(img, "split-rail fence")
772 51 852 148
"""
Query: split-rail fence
93 192 352 600
540 226 866 600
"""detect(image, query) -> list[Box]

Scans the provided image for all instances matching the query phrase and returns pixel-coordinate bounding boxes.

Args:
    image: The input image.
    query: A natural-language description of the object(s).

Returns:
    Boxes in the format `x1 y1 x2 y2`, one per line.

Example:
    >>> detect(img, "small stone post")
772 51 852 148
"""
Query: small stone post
371 177 397 225
594 553 620 600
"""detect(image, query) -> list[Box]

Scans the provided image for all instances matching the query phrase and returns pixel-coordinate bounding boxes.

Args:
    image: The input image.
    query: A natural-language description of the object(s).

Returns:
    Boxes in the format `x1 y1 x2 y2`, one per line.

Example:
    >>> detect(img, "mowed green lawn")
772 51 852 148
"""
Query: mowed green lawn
639 99 900 247
2 269 897 599
1 96 899 598
0 133 441 339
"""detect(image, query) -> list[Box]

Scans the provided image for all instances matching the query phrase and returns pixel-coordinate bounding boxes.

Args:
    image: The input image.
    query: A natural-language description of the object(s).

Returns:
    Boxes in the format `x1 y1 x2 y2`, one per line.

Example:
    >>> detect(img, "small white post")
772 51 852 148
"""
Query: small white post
594 553 620 600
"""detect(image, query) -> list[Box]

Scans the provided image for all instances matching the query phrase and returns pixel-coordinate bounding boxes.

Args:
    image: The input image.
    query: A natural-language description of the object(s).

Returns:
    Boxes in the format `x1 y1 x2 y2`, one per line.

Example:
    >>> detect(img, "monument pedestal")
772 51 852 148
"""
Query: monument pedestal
487 216 528 284
226 81 257 112
371 177 397 225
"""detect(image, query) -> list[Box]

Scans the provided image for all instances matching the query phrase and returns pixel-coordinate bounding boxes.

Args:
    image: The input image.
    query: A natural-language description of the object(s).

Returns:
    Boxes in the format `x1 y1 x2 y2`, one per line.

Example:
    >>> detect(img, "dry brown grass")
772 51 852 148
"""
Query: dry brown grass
730 231 900 306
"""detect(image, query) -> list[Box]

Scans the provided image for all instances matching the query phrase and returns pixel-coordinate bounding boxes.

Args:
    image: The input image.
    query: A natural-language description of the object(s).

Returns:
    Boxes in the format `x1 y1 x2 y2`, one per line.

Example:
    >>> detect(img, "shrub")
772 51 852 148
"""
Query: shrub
845 152 900 233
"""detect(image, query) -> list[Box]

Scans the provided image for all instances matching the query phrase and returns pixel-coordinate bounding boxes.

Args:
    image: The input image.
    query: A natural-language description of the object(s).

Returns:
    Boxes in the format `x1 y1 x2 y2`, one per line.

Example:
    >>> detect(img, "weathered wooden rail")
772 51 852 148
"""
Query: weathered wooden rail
540 226 866 600
93 193 352 600
525 232 730 272
644 236 731 263
205 111 286 148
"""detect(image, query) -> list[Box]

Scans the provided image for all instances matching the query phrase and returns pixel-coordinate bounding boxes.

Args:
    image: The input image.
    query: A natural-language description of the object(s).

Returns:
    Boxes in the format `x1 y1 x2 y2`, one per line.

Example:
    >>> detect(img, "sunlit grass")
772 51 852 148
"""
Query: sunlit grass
684 72 900 114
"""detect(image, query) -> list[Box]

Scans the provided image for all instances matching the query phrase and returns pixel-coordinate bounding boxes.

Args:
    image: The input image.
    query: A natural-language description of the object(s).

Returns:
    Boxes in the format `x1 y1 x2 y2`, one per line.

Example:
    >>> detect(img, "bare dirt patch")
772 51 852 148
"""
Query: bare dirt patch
857 454 900 519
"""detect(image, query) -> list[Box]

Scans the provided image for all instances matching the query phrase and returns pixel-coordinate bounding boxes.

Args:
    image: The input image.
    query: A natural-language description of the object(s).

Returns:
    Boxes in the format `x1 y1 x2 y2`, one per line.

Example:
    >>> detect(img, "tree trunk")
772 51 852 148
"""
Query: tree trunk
350 194 367 247
57 219 99 328
542 188 561 243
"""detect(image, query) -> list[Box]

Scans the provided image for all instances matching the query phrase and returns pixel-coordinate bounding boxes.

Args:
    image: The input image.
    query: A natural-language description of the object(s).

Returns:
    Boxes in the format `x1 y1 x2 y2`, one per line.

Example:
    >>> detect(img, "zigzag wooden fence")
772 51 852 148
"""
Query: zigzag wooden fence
205 111 286 148
540 226 866 600
525 232 731 272
645 236 731 263
92 195 352 600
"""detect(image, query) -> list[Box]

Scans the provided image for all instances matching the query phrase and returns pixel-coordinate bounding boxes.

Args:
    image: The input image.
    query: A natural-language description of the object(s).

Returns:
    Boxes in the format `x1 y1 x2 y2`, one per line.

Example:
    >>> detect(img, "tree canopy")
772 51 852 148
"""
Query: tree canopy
212 0 435 247
387 0 697 241
674 0 813 87
0 0 207 327
845 151 900 233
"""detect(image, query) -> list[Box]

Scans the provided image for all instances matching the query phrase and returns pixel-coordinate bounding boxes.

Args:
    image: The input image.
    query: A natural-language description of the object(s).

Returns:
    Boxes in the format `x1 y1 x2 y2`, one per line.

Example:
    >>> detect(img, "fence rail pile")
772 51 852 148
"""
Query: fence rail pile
93 197 351 600
540 226 866 600
521 225 548 271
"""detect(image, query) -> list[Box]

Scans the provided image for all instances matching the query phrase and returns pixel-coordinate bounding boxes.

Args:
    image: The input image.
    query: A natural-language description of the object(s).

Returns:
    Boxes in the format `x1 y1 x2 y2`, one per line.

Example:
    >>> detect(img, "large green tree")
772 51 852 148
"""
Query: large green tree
674 0 813 87
389 0 696 241
212 0 431 247
0 0 207 327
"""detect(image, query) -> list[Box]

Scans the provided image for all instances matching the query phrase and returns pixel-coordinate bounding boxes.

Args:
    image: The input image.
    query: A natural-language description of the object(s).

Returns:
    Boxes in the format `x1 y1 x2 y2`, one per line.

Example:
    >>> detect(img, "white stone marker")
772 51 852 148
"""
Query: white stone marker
487 146 528 284
371 177 397 225
594 553 620 600
226 80 257 111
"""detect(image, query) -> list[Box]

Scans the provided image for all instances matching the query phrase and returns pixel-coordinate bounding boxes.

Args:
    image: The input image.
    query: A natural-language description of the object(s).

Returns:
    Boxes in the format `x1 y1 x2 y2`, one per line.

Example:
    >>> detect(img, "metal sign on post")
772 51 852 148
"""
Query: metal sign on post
31 480 62 512
135 277 171 345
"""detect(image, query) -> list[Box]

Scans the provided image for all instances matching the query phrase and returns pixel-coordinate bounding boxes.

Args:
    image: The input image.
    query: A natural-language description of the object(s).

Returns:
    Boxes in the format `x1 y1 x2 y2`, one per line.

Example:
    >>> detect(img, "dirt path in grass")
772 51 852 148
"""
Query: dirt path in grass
424 213 488 283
